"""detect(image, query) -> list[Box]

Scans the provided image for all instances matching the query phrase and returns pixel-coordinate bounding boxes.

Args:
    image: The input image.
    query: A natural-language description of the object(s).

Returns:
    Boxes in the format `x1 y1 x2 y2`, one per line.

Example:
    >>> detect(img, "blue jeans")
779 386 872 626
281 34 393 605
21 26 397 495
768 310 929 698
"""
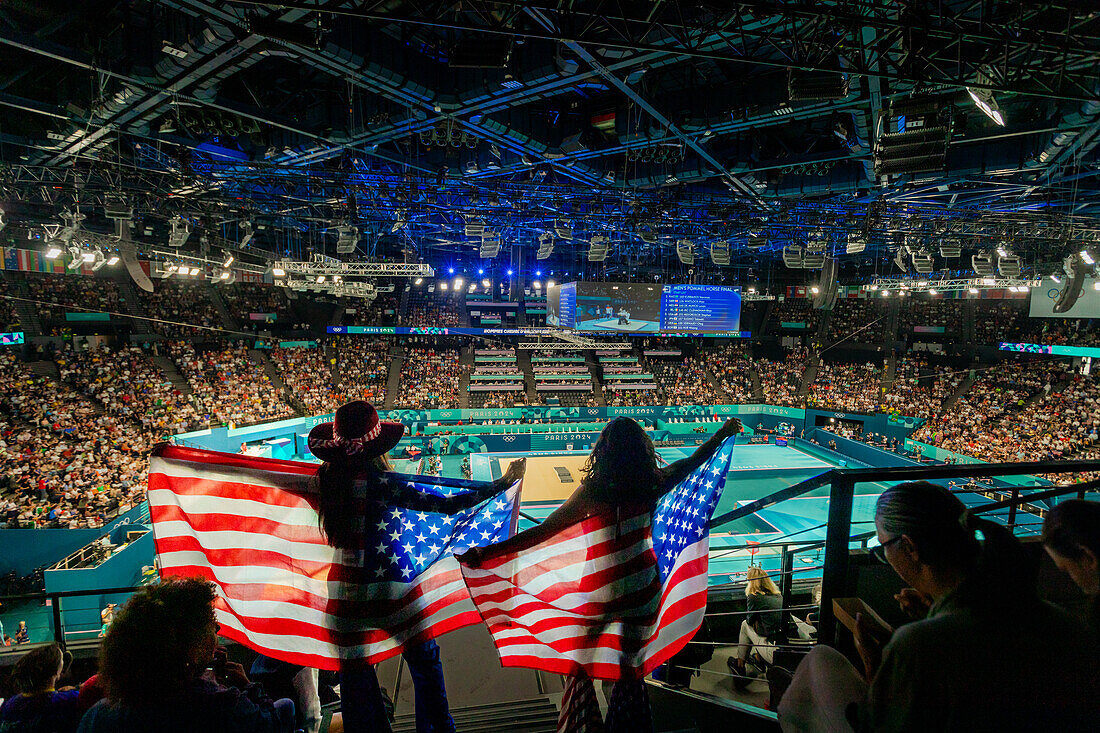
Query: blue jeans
339 640 456 733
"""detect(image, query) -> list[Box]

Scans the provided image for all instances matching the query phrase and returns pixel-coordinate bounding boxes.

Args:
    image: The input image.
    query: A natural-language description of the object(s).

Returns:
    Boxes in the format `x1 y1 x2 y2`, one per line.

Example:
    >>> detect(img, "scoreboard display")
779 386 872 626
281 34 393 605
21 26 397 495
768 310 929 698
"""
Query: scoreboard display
546 283 741 334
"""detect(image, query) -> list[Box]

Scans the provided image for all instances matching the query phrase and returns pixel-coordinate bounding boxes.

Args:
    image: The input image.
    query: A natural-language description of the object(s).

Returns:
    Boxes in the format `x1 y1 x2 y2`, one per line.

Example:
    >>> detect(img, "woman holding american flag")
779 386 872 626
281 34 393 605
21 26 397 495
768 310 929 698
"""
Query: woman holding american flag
460 415 742 733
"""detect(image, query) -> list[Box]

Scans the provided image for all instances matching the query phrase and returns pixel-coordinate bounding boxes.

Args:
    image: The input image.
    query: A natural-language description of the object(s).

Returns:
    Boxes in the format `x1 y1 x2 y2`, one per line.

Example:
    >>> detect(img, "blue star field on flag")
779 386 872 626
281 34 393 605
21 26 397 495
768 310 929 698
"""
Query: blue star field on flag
347 472 518 581
651 440 734 579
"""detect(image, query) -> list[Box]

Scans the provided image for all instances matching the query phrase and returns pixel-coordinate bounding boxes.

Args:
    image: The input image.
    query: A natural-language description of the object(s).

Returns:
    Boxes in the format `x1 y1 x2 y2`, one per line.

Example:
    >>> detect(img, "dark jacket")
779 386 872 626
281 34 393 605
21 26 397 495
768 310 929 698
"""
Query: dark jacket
747 592 784 638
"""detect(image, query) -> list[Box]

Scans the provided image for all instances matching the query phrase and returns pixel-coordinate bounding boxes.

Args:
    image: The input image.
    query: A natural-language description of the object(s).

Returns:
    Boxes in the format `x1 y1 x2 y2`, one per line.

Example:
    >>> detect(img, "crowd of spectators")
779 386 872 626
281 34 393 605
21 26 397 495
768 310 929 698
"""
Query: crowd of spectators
603 387 654 407
137 281 221 338
973 300 1028 343
335 339 390 406
470 392 520 408
24 273 123 329
345 291 399 326
404 287 461 327
771 298 821 332
0 351 151 529
827 299 886 343
647 355 721 406
168 341 294 426
536 390 599 408
759 348 809 407
899 298 965 337
0 293 19 331
807 360 884 413
395 345 463 408
882 357 964 420
1016 318 1100 347
220 282 291 324
55 344 201 436
912 359 1089 461
270 346 341 414
711 345 758 402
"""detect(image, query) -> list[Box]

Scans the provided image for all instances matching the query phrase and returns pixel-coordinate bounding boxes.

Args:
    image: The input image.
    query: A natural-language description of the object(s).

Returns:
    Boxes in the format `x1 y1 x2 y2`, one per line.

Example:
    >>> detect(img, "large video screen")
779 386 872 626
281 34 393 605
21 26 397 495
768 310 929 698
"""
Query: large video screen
545 283 741 334
575 283 662 332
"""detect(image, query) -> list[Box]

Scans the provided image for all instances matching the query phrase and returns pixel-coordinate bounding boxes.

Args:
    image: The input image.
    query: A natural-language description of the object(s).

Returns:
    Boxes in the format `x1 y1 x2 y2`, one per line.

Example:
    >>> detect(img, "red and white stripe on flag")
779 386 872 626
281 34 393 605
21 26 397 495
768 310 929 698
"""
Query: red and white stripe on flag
458 510 711 681
148 444 491 671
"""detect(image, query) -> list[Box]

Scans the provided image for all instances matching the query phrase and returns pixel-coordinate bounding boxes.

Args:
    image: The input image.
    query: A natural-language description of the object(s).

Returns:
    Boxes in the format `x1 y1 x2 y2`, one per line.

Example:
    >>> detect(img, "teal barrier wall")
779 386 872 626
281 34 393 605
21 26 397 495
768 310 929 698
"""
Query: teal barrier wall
45 529 155 642
0 503 150 576
904 439 1051 487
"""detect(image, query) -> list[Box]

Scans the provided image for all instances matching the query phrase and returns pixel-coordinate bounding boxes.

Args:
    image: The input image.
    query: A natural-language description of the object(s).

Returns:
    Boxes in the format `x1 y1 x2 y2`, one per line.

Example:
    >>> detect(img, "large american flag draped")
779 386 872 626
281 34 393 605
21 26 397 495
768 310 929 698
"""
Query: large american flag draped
147 444 519 670
458 439 735 680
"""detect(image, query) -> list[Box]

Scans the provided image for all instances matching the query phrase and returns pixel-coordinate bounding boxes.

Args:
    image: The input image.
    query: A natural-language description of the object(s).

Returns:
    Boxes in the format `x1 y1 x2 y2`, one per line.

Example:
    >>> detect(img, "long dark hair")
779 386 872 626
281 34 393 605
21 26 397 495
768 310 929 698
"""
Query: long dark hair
315 454 391 550
876 480 1033 610
581 417 664 504
99 578 217 706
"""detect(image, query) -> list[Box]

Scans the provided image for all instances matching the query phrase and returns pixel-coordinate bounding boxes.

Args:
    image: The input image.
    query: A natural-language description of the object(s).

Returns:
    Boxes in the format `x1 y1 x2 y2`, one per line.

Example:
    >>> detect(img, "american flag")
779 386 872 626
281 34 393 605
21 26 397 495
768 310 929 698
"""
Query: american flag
147 444 519 671
459 439 735 680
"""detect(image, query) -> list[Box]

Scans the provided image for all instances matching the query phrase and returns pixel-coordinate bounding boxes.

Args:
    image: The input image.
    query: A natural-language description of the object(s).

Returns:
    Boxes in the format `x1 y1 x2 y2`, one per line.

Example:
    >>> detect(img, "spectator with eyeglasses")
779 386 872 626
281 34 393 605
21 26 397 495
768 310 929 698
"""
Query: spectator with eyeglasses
779 481 1100 732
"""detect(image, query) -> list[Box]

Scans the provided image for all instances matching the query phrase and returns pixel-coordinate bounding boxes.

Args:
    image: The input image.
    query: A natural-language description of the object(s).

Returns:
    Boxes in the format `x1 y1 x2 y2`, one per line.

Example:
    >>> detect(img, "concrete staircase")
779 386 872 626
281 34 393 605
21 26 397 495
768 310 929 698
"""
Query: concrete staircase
880 351 898 393
117 278 152 334
458 346 474 409
248 348 305 415
383 346 404 410
27 360 60 379
208 286 241 331
588 358 606 407
3 274 43 336
883 299 901 345
942 368 978 412
757 298 776 338
391 696 559 733
797 352 820 399
149 354 192 398
516 350 538 405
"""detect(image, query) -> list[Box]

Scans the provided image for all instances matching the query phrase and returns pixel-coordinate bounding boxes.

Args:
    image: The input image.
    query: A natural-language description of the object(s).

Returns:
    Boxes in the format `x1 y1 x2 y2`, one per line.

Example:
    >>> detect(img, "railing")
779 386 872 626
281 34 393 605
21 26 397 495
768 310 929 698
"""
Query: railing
706 457 1100 648
0 584 150 651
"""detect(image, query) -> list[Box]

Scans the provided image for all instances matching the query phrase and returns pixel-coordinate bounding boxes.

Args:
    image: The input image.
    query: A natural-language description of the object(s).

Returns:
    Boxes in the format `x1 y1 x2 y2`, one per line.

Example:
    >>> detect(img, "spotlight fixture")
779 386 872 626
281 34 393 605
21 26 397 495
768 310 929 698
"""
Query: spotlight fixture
414 277 423 285
106 255 120 266
997 250 1022 278
189 267 201 276
1080 250 1094 265
168 217 191 248
335 226 359 254
440 282 448 291
968 287 979 294
967 87 1005 126
972 252 996 276
272 266 286 277
547 280 555 289
1051 274 1062 284
223 254 235 268
676 239 695 265
239 221 253 247
45 246 62 259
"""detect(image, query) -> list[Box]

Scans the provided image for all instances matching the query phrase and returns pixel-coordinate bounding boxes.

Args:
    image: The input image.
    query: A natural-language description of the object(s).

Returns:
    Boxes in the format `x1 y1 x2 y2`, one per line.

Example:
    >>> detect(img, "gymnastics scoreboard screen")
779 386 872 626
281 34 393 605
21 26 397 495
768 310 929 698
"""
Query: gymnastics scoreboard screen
546 283 740 334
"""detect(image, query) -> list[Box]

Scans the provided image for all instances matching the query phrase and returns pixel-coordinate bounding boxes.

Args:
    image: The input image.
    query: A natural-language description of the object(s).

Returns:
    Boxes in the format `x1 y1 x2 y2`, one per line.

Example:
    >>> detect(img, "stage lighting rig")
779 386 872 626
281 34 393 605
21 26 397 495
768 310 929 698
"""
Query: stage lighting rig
676 240 695 265
239 221 254 247
845 234 866 254
911 251 935 274
167 217 191 248
972 251 996 276
536 232 554 261
554 221 574 240
588 235 610 262
782 245 803 268
967 83 1006 127
480 233 501 259
939 240 962 258
997 250 1022 278
710 240 730 266
335 226 359 254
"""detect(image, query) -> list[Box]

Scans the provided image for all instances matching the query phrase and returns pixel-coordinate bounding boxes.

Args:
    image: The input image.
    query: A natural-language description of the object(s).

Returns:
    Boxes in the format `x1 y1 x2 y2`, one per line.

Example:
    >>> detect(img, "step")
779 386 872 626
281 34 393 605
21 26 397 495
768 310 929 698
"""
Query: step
391 696 559 733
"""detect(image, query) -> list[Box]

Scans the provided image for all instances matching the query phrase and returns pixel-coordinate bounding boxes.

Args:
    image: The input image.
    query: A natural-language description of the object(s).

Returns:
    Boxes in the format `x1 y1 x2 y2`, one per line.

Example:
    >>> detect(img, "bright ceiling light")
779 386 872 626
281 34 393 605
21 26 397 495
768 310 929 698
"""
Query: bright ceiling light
1081 250 1094 265
414 277 423 285
482 279 491 288
968 287 979 294
219 271 231 280
967 88 1006 126
1051 274 1062 284
106 255 120 266
223 254 234 267
928 288 938 295
811 286 820 294
189 267 201 276
454 278 464 289
272 266 285 277
45 246 62 259
533 281 541 289
981 278 995 285
440 282 448 291
881 290 890 297
81 251 96 263
547 280 555 289
316 275 325 283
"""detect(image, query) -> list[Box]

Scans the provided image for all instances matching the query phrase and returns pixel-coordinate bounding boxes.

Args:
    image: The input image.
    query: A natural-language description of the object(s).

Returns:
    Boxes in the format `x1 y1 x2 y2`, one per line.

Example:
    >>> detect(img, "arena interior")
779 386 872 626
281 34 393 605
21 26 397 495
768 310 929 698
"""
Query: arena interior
1 2 1099 731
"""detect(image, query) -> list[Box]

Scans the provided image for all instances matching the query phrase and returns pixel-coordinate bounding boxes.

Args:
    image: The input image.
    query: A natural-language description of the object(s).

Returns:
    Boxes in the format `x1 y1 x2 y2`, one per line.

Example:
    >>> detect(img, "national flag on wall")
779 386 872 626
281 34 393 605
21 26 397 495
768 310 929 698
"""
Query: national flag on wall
147 444 520 670
458 439 735 680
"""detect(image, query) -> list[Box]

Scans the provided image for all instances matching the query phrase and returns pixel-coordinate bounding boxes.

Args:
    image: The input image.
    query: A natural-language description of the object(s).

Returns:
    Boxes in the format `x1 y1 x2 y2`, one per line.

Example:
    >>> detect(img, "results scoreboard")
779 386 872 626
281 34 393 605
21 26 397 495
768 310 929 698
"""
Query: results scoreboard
659 285 741 333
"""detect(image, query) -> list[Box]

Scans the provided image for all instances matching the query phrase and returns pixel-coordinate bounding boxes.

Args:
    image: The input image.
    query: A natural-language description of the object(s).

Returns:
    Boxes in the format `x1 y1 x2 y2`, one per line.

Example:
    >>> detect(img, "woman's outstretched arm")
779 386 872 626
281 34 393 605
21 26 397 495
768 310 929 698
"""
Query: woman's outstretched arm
659 418 742 491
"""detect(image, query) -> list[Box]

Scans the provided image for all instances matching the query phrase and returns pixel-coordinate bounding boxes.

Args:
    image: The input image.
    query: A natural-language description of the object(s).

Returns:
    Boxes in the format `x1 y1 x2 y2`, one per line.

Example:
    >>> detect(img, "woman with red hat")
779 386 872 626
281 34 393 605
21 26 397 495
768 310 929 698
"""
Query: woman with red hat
307 400 524 733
